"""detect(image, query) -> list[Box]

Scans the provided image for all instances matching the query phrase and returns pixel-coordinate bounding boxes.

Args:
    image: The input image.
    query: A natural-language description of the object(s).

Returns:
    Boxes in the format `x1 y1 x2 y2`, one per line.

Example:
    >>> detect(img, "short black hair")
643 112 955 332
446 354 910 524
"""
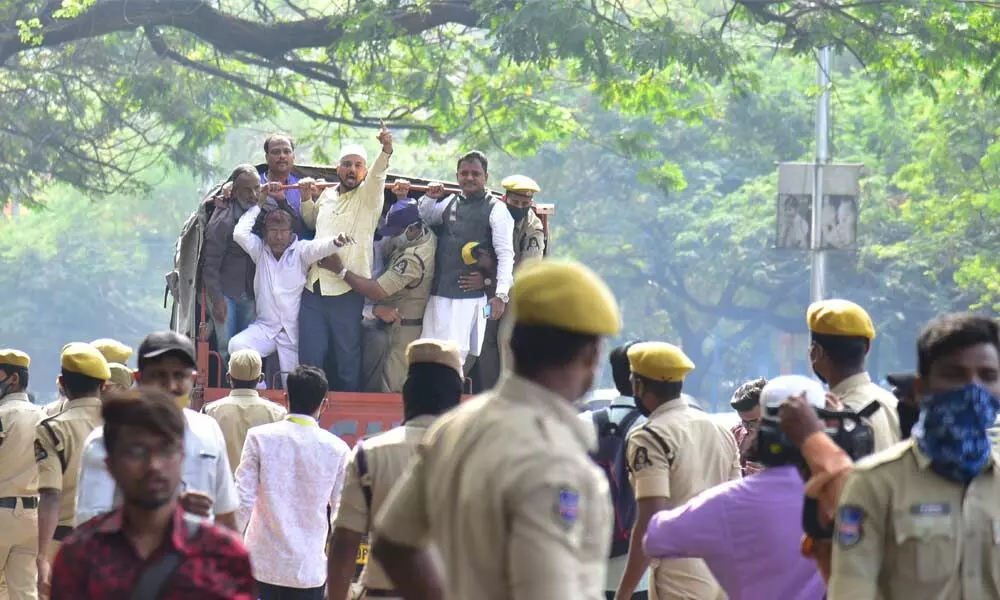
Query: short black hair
812 332 868 369
457 151 488 173
730 377 768 412
634 374 683 402
286 366 328 415
264 133 295 153
60 370 104 398
402 363 462 421
917 313 1000 377
103 388 185 456
510 324 598 378
610 342 641 397
0 366 28 390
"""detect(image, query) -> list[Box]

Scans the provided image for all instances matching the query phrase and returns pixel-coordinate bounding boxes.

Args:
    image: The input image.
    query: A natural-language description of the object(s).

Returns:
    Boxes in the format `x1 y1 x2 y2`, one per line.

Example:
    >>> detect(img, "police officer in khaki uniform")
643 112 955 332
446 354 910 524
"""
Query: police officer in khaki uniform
0 350 43 600
90 339 132 365
34 343 109 594
615 342 739 600
41 340 132 419
202 349 286 474
372 258 620 599
477 174 546 390
828 312 1000 600
327 339 464 600
807 299 901 451
327 199 437 393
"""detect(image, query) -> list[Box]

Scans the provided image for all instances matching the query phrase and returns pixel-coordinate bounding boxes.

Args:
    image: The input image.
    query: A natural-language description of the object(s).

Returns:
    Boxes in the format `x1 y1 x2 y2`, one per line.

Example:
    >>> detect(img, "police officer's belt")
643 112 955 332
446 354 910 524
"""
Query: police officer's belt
53 525 74 541
399 318 422 327
0 496 38 509
363 590 398 598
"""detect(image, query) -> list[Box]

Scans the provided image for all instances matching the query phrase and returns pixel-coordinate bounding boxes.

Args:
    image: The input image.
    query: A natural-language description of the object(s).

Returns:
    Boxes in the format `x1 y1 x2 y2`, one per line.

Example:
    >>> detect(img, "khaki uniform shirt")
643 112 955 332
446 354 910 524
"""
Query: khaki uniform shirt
35 396 102 525
513 210 545 264
334 415 437 591
42 397 67 418
0 392 44 497
831 373 901 453
202 389 287 474
828 440 1000 600
626 398 741 600
301 151 390 296
374 374 612 599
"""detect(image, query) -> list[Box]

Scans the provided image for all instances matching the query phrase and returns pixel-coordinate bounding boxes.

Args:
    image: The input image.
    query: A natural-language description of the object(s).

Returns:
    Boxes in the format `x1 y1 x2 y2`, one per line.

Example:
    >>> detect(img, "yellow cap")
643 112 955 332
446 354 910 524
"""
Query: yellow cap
0 349 30 369
107 363 134 389
406 339 463 376
501 174 541 193
228 349 263 381
461 241 481 266
91 339 133 364
510 259 621 336
60 343 111 380
807 299 875 340
627 342 695 382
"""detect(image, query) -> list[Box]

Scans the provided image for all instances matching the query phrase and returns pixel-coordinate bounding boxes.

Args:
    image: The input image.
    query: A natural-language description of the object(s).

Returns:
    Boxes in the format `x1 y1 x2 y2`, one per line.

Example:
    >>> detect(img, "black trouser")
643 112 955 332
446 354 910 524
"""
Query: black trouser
606 592 649 600
256 580 324 600
298 287 364 391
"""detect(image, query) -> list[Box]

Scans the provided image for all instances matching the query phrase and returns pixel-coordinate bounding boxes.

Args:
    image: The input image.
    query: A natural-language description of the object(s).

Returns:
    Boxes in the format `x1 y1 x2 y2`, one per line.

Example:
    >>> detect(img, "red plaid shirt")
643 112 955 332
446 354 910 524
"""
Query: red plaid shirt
50 505 255 600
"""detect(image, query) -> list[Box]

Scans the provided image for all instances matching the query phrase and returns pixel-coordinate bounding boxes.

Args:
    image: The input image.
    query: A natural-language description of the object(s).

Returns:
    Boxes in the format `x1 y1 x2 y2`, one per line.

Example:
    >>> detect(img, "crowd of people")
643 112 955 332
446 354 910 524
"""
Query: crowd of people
200 126 545 395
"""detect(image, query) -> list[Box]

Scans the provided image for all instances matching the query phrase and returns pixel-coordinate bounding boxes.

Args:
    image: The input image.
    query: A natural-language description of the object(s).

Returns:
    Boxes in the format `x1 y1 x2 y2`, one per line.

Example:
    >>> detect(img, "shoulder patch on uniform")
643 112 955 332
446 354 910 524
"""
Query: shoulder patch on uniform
526 237 540 250
392 260 407 275
632 447 651 472
555 487 579 529
836 505 864 548
34 439 48 462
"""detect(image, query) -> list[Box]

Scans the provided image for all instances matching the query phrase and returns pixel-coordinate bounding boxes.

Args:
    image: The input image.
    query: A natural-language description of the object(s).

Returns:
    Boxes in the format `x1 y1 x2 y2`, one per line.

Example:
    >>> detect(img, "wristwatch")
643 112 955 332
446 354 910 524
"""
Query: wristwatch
495 292 509 303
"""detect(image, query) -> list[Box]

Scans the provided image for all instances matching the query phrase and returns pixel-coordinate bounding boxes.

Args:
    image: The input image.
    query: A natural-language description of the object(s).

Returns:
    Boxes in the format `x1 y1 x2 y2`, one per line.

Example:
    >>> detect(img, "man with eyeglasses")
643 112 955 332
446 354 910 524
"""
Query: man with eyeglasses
74 332 239 533
729 378 767 476
49 389 254 600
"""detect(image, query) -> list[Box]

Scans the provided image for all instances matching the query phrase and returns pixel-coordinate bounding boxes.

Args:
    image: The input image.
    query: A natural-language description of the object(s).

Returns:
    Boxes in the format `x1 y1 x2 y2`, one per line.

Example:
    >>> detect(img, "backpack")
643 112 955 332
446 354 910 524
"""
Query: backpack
590 403 646 558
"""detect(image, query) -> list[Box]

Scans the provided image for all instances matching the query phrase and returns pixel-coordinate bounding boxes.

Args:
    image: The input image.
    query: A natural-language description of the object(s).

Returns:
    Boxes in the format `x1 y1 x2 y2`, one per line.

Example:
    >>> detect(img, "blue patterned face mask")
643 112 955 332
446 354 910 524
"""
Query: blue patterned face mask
914 383 1000 483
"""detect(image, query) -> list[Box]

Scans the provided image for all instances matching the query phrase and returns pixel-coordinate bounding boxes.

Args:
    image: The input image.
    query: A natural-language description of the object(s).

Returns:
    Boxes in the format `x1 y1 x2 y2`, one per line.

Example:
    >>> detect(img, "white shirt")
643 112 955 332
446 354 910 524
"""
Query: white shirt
417 193 515 296
74 408 239 526
235 415 350 588
233 205 344 341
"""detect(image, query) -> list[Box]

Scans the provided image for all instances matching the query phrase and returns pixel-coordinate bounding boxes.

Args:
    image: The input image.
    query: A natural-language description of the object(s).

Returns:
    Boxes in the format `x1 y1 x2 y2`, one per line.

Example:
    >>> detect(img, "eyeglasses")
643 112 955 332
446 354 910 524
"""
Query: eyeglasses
119 443 183 465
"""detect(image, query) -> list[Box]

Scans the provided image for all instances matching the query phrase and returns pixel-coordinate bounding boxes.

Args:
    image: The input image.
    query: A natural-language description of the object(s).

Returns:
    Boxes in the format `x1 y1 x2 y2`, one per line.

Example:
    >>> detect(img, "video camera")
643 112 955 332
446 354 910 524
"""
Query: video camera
757 400 880 468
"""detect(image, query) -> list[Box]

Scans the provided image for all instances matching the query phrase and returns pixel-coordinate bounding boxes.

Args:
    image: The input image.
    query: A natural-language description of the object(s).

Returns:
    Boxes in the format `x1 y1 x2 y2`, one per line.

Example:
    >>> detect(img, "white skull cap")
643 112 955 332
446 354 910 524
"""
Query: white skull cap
338 144 368 163
760 375 826 411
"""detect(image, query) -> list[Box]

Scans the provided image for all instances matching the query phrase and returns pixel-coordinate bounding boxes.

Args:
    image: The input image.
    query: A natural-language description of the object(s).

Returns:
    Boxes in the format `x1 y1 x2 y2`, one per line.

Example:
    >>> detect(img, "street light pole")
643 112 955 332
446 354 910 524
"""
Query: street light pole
810 46 831 303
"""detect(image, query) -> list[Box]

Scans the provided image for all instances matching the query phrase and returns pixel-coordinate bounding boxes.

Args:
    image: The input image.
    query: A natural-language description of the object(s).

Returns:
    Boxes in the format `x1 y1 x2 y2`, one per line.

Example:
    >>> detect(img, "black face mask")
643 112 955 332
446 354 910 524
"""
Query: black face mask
507 206 529 221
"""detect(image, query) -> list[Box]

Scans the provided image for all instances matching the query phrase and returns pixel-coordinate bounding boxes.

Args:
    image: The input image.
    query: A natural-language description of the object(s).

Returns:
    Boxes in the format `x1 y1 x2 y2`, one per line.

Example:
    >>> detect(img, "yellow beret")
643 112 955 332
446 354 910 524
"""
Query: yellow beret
461 241 480 266
510 259 621 336
807 299 875 340
228 349 263 381
627 342 695 382
61 343 111 381
107 363 134 389
501 174 541 194
0 349 30 369
90 338 133 364
406 339 463 376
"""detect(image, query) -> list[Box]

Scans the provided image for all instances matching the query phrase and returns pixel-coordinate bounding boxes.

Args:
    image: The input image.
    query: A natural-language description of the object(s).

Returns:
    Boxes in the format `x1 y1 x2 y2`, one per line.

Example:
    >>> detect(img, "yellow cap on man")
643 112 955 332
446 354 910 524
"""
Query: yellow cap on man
627 342 695 382
61 343 111 380
501 175 541 194
510 259 621 336
807 299 875 340
229 349 263 382
108 363 134 389
0 349 30 369
91 338 133 364
407 339 463 377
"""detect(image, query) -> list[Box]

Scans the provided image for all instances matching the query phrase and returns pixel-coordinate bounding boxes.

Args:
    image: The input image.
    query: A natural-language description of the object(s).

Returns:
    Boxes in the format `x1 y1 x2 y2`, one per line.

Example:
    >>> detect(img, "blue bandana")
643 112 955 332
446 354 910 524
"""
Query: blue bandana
914 383 999 483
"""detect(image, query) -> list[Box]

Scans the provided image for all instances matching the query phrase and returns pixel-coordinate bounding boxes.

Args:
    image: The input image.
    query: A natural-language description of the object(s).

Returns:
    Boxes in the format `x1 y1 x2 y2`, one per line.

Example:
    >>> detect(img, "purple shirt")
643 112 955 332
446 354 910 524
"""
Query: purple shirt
261 171 301 215
643 465 825 600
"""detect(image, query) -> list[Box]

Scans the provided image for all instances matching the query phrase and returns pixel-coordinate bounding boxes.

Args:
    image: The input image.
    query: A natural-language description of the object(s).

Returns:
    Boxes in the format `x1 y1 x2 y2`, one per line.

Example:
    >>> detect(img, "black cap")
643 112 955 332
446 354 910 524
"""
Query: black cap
886 372 916 395
138 331 196 369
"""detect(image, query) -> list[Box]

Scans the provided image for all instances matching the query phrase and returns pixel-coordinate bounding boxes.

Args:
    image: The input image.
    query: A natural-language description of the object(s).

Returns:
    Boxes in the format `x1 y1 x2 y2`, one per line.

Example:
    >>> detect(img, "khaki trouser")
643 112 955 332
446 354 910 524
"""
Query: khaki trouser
361 320 423 393
0 506 39 600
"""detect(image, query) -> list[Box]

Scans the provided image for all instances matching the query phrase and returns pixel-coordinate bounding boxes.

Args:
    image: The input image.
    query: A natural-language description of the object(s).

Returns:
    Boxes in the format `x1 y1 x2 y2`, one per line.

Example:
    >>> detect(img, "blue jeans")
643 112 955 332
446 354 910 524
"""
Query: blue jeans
212 293 255 364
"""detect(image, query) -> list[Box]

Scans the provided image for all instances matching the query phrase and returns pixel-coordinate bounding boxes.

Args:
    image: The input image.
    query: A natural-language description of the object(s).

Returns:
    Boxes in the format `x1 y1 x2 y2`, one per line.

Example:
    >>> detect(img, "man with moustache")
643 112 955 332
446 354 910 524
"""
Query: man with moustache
73 332 238 532
49 389 254 599
295 125 393 392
